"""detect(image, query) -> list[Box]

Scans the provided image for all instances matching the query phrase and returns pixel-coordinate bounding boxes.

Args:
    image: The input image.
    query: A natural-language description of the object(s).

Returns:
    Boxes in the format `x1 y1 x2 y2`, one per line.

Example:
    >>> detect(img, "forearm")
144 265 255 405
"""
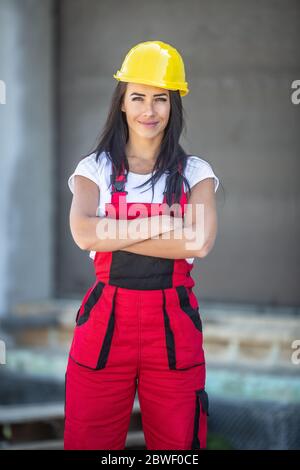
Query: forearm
76 215 179 252
119 224 206 259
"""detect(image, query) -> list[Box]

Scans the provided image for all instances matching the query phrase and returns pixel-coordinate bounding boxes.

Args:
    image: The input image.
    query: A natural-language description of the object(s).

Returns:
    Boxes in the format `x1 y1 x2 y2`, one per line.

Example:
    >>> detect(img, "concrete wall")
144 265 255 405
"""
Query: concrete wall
0 0 299 316
58 0 300 306
0 0 55 316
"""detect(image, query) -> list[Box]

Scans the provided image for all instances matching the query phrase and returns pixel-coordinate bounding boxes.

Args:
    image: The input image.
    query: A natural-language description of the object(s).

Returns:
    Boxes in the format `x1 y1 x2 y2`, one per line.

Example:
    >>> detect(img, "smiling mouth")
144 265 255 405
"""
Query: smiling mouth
138 121 159 126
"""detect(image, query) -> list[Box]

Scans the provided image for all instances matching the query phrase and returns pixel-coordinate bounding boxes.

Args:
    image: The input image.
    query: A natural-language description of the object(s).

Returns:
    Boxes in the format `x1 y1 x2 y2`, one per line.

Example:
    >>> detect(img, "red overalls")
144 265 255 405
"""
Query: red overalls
64 162 209 450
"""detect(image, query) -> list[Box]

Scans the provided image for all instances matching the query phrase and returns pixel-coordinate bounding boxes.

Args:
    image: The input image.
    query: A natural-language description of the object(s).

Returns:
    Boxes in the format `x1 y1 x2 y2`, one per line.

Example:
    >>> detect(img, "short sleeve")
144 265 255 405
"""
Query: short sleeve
68 153 101 194
185 156 220 193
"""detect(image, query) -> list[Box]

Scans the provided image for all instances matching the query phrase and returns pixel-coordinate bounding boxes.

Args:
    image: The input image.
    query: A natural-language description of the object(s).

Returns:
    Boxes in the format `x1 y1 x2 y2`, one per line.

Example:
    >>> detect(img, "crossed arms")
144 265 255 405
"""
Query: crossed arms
69 176 218 260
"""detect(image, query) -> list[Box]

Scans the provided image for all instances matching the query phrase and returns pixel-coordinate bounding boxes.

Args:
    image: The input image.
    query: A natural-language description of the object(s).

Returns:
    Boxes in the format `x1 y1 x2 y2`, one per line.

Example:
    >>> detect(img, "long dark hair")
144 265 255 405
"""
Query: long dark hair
84 81 193 206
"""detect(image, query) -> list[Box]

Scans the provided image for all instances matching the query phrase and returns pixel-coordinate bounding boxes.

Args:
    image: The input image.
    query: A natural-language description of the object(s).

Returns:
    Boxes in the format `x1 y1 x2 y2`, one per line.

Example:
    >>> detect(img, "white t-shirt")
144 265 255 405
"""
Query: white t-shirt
68 151 220 264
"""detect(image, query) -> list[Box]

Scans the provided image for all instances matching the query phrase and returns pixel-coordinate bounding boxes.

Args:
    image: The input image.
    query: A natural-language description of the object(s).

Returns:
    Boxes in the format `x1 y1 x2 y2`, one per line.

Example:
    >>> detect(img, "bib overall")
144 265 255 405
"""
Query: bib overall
64 162 209 450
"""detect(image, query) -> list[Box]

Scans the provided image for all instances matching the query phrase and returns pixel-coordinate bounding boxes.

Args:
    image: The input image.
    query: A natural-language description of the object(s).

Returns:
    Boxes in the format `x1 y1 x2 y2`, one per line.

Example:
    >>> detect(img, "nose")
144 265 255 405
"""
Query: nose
142 101 156 117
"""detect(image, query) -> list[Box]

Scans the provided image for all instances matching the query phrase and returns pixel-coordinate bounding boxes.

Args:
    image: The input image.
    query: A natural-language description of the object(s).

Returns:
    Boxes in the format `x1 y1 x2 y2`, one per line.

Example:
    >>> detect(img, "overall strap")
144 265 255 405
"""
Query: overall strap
109 159 187 215
110 160 128 205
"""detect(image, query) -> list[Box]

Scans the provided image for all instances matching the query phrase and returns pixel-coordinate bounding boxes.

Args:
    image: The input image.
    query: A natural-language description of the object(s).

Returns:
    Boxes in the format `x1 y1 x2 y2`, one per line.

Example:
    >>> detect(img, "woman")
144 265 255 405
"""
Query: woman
64 40 220 450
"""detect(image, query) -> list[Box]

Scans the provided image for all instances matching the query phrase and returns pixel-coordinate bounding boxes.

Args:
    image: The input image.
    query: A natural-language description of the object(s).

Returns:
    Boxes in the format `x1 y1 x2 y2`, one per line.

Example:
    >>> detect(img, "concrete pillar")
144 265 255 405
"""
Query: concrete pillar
0 0 55 316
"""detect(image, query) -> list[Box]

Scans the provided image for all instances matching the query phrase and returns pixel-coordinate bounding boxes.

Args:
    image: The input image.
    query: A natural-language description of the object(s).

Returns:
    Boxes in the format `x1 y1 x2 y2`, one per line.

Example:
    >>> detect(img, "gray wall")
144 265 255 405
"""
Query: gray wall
58 0 300 306
0 0 55 316
0 0 299 316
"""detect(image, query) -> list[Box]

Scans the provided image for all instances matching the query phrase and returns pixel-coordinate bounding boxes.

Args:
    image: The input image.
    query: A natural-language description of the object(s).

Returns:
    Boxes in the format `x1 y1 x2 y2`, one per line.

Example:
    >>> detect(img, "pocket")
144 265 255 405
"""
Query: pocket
75 280 101 325
192 389 209 449
162 287 205 370
69 281 116 370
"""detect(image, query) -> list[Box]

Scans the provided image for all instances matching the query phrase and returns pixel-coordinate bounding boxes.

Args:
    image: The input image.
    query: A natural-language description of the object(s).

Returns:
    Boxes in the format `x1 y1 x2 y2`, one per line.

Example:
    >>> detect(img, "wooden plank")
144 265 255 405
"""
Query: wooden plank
0 398 141 425
0 439 63 450
0 431 145 450
0 403 64 424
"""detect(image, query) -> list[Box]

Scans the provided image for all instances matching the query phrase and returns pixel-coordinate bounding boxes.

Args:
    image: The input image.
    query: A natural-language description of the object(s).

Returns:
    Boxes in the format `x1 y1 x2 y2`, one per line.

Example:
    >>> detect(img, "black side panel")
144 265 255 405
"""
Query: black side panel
96 288 117 369
192 389 209 449
162 289 176 369
175 286 202 332
76 281 105 326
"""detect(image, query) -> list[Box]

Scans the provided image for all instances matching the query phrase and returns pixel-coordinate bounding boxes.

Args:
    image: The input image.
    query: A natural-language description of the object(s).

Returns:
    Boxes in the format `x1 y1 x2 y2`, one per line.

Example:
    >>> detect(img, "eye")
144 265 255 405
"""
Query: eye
132 97 167 102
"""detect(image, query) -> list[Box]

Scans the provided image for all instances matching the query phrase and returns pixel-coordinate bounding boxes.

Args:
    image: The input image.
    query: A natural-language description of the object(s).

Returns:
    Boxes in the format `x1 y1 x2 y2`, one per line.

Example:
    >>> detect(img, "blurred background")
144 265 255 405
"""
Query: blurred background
0 0 299 450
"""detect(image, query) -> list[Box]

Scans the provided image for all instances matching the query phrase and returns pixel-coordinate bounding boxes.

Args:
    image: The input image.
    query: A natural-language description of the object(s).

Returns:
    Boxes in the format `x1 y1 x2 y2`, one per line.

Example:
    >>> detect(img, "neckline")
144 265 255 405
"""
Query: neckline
127 170 153 177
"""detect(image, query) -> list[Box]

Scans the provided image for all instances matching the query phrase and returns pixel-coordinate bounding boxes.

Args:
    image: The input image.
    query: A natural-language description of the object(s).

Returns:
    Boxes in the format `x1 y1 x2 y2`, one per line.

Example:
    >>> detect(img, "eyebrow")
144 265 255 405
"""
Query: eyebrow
130 92 168 97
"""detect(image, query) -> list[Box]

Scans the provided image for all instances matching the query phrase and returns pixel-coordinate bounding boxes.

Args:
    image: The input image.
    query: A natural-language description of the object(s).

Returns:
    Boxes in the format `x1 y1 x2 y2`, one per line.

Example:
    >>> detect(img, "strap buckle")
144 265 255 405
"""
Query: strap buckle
110 174 128 194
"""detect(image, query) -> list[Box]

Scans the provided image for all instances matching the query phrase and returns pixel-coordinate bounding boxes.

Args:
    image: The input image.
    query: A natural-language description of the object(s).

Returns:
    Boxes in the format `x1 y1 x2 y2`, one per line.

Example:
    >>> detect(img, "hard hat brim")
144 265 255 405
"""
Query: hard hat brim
113 73 189 97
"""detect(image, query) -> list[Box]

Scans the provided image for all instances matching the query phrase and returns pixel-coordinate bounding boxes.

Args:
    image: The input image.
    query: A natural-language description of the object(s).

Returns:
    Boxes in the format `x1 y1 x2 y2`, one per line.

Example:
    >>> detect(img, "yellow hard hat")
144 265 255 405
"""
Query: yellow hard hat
113 40 189 97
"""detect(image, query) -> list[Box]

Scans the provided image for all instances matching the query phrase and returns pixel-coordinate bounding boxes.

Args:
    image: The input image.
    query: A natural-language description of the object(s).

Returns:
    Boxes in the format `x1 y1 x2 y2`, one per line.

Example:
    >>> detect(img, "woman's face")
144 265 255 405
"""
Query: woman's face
121 82 171 139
